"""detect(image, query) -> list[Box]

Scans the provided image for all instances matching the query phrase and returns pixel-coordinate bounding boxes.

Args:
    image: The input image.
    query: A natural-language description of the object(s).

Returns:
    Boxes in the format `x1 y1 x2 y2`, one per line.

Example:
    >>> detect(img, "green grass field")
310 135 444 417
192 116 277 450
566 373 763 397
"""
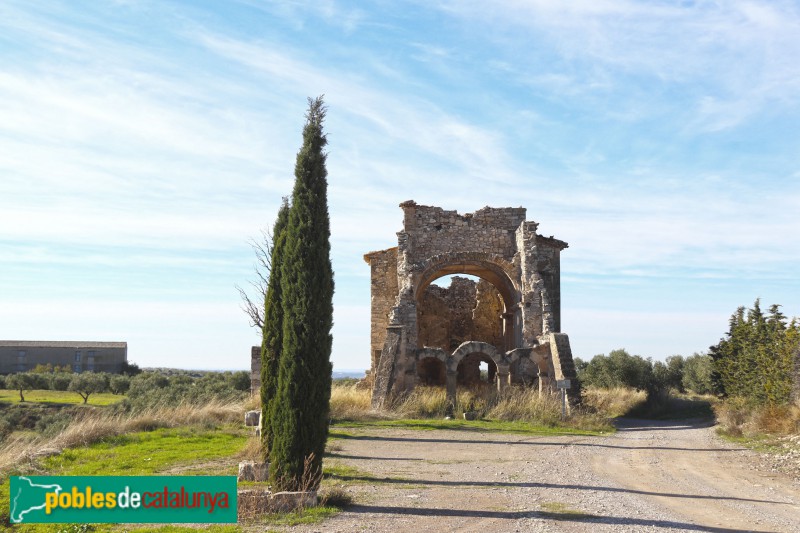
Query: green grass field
0 389 125 406
332 417 613 436
41 426 248 476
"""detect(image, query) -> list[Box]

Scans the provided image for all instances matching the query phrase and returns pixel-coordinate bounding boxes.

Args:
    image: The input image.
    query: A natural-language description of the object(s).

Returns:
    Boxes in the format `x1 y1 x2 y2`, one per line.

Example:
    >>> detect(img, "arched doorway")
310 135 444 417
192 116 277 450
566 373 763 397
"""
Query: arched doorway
414 253 520 354
417 357 446 386
457 352 497 385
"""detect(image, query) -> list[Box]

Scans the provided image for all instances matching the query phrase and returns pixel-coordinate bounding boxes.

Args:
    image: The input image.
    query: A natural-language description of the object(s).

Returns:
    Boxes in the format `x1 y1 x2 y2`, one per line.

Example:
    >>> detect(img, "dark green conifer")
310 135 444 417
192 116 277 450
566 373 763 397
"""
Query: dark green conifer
269 96 334 490
260 197 290 457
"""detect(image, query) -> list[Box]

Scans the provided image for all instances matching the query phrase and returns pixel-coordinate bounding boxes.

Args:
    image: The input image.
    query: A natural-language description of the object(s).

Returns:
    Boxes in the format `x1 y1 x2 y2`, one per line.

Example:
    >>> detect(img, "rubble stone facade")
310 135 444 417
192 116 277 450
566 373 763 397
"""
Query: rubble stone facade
250 346 261 396
365 201 579 409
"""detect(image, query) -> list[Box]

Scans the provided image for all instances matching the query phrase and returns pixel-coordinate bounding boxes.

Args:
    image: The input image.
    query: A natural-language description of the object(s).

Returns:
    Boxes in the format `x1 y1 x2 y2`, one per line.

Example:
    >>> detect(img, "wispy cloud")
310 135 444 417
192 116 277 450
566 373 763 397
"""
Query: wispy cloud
0 1 798 369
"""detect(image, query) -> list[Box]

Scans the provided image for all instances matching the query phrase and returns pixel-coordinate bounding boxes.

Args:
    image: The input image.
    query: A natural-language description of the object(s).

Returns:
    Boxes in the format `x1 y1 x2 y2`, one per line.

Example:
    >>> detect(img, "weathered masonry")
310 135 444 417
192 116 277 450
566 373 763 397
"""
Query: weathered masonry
0 340 128 374
365 201 579 408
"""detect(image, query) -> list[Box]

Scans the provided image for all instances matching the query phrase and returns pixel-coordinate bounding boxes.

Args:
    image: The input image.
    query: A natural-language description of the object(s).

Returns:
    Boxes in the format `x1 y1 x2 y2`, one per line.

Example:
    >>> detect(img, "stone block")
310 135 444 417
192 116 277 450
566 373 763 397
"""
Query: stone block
270 491 318 512
237 489 317 516
238 461 269 482
245 410 260 427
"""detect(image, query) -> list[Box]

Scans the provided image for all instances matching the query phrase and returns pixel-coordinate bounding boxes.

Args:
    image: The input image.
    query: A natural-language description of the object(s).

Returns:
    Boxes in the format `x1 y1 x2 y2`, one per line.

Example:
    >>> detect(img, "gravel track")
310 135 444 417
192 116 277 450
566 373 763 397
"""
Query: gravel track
296 419 800 532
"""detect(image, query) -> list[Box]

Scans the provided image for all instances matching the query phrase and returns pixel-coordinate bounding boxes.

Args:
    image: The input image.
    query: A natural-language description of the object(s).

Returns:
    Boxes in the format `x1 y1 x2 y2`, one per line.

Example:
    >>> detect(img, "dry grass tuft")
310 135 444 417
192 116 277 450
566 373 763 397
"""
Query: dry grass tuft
238 434 265 462
319 486 354 508
329 383 374 420
485 388 561 424
715 397 800 437
392 386 450 418
0 397 248 476
582 386 647 418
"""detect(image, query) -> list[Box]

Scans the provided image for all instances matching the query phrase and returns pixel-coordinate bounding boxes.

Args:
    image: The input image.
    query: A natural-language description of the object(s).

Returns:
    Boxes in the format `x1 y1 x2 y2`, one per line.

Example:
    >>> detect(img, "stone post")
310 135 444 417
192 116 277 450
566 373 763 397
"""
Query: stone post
538 370 551 395
446 370 457 409
496 364 510 393
502 312 515 351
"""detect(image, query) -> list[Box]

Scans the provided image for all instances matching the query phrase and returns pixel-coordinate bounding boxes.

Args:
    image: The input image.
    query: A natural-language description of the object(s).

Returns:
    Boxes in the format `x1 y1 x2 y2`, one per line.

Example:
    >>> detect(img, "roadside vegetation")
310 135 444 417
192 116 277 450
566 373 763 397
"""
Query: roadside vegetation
573 300 800 446
329 381 613 433
0 368 345 531
1 299 796 529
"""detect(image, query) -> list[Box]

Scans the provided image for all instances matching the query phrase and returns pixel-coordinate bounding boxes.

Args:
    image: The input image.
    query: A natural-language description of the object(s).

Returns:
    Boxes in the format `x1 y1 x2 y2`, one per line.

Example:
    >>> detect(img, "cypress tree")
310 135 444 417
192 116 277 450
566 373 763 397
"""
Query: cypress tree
260 197 290 457
269 96 334 490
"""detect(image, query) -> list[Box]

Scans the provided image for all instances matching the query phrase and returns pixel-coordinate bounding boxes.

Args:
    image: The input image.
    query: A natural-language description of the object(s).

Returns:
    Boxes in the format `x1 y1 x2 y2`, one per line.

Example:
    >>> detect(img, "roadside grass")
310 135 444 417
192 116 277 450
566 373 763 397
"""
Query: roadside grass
331 383 614 433
714 398 800 462
718 432 786 454
119 527 243 533
41 426 248 476
0 389 124 406
253 506 340 527
1 399 351 532
332 417 611 436
582 387 646 418
714 397 800 437
538 501 596 520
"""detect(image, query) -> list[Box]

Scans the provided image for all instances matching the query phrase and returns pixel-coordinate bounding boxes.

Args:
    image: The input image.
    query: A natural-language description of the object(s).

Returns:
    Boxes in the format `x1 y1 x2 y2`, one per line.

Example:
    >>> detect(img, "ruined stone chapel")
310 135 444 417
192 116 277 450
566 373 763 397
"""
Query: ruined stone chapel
365 201 580 408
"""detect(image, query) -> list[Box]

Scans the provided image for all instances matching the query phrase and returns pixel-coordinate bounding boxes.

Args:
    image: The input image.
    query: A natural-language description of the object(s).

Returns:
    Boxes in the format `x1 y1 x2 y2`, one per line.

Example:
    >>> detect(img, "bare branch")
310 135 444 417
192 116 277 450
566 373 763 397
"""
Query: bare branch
237 227 275 333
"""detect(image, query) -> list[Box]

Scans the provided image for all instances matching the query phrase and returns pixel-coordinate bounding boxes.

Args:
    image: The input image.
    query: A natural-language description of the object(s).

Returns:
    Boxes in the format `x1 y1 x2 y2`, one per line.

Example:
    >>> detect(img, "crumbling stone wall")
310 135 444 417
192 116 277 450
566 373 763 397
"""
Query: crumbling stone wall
366 201 579 408
473 279 505 349
364 247 398 372
250 346 261 396
399 203 526 260
418 277 504 352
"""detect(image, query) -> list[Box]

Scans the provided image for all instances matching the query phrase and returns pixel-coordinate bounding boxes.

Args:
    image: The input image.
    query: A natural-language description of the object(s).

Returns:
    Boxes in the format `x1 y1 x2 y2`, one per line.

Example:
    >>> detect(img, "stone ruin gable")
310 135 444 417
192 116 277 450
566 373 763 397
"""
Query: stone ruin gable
399 201 526 263
367 200 578 409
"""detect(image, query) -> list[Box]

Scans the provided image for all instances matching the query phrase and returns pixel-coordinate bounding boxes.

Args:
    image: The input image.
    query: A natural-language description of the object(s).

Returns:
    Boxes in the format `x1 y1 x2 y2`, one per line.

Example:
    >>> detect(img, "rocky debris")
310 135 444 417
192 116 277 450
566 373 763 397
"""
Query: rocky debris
751 433 800 482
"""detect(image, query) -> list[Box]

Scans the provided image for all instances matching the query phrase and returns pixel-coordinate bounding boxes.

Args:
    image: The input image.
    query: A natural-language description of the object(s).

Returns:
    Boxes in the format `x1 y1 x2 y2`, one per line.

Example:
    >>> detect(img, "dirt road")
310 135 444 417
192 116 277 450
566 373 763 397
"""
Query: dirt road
299 419 800 532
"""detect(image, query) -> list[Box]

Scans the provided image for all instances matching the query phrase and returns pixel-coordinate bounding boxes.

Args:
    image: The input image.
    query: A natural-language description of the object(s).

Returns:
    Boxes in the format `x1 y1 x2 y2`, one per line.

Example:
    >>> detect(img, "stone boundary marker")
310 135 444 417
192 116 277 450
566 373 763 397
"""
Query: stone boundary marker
238 461 269 482
238 489 318 514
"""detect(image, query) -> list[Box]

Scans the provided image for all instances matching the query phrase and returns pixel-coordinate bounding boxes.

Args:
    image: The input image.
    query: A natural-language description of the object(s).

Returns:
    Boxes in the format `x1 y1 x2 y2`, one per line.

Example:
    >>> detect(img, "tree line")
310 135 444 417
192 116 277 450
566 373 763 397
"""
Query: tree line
0 368 251 405
575 350 713 395
576 299 799 407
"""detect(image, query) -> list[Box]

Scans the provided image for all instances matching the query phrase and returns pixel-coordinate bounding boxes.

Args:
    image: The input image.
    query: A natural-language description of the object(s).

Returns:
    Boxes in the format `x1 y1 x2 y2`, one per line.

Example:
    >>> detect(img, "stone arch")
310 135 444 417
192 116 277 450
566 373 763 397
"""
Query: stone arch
415 252 518 312
415 253 520 353
450 341 502 368
414 347 448 387
416 347 449 362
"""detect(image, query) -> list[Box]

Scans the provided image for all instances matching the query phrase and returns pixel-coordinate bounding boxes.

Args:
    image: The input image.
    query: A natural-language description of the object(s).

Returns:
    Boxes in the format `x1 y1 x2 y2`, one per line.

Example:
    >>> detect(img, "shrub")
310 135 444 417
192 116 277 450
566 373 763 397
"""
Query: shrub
580 349 654 391
6 373 42 401
68 372 109 404
109 375 131 395
711 301 799 405
50 372 73 392
120 361 142 376
122 371 247 412
128 372 170 398
228 371 250 392
682 353 714 395
0 375 5 389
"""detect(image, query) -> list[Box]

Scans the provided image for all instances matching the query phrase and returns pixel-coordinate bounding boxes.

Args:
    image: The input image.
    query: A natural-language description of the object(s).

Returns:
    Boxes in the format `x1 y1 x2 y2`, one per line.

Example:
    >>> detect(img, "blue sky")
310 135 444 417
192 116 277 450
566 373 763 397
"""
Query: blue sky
1 1 798 371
